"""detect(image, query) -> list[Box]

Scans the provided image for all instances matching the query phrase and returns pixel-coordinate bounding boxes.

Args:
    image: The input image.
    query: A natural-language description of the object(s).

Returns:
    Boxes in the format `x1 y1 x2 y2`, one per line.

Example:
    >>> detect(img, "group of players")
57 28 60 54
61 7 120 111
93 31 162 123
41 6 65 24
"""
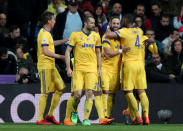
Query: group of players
35 11 158 126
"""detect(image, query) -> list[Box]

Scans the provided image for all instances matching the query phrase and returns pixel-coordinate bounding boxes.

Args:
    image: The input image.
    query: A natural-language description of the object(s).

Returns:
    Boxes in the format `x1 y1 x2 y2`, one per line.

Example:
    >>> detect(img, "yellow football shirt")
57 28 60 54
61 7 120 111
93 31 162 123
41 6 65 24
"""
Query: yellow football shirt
68 30 102 72
102 34 121 73
115 27 145 62
37 28 55 69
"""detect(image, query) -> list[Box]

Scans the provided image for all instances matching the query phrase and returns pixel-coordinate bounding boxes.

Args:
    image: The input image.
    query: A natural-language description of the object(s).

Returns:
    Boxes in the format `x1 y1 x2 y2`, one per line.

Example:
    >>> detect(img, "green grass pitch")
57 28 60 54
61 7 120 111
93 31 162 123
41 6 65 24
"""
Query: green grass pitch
0 123 183 131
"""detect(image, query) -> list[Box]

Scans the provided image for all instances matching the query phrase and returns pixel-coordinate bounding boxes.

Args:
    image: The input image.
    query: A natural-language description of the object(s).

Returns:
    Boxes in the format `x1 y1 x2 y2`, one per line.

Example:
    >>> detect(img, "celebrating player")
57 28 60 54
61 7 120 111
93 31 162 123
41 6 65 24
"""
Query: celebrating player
65 16 113 126
36 12 68 125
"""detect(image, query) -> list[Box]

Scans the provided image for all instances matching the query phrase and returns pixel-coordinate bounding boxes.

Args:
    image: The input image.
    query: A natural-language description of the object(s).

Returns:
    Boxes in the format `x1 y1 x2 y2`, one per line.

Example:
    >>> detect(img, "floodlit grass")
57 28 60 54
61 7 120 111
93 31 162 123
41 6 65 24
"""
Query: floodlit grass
0 123 183 131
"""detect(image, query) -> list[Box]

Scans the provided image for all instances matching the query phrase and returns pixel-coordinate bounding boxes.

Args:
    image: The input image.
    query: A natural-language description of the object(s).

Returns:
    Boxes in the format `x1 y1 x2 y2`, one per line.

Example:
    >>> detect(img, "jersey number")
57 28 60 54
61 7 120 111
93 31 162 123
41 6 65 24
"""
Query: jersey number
135 35 140 48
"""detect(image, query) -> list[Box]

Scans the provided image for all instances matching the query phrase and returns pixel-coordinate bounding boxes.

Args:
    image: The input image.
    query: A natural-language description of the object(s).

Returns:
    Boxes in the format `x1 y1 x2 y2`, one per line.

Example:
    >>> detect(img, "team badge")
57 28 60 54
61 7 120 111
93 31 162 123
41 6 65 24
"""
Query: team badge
42 38 47 43
87 37 90 41
80 35 83 40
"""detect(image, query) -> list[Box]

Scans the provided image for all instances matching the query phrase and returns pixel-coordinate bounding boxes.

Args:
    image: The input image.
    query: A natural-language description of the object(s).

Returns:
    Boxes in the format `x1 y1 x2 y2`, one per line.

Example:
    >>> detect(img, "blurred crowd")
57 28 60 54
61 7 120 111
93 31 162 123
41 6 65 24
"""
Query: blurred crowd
0 0 183 84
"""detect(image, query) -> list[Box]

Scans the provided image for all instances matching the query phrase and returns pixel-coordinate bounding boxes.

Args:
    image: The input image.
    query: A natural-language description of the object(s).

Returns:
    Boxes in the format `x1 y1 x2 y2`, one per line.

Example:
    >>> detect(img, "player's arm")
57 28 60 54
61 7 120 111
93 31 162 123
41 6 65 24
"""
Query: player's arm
42 46 65 60
65 46 73 77
103 47 122 58
53 38 69 46
143 36 158 54
105 29 118 39
96 48 102 77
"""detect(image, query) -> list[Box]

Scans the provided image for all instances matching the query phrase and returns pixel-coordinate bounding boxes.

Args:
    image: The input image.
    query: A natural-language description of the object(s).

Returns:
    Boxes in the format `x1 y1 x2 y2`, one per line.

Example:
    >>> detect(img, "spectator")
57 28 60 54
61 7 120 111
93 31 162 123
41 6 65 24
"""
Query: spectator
52 0 84 82
3 25 21 50
102 2 122 34
77 0 94 12
162 29 180 55
83 9 94 17
155 14 173 42
150 2 162 30
134 3 152 29
167 39 183 76
0 47 17 74
145 28 163 64
135 15 145 32
0 12 8 37
46 0 67 16
15 47 38 83
146 54 176 82
173 4 183 38
94 4 108 28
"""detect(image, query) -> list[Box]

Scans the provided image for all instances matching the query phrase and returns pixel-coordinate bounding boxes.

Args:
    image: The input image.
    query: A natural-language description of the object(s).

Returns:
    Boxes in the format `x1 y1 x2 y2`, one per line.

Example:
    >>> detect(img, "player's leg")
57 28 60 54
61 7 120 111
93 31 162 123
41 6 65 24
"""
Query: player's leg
64 93 75 125
37 69 51 125
82 89 93 126
46 68 65 125
101 71 110 118
71 71 84 124
135 62 150 125
123 62 142 125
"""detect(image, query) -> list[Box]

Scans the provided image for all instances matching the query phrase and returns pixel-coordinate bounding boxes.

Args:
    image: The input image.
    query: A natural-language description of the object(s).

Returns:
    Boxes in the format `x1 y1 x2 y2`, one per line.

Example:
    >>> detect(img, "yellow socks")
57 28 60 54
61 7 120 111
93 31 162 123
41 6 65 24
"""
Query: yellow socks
107 95 114 117
95 95 104 120
125 93 139 117
84 98 93 120
64 96 74 121
48 91 63 116
139 92 149 117
102 93 108 117
38 94 48 121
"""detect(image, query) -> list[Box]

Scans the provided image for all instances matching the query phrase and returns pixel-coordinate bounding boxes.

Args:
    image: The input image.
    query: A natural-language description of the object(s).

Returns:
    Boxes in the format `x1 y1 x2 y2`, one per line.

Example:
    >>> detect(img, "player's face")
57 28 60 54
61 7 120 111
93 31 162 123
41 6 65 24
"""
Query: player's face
86 18 95 31
49 16 56 29
110 18 120 31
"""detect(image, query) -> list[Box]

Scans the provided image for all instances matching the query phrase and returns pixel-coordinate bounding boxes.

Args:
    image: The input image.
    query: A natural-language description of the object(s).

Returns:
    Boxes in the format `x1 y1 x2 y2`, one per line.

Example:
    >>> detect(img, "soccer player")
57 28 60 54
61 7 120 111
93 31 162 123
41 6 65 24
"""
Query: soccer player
106 13 156 125
36 12 68 125
65 16 113 126
101 16 130 118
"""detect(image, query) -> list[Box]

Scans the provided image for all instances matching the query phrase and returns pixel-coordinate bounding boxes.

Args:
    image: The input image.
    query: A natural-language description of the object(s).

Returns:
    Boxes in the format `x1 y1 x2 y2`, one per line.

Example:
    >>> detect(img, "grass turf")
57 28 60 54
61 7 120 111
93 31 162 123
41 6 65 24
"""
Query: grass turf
0 123 183 131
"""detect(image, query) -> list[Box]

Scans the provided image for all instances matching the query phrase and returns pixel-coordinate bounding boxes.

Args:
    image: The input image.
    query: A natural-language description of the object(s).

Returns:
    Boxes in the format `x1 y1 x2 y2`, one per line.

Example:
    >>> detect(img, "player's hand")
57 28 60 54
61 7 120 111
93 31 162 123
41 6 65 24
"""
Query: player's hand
67 68 73 77
143 38 155 46
61 38 69 44
122 47 130 53
98 69 102 77
102 53 110 59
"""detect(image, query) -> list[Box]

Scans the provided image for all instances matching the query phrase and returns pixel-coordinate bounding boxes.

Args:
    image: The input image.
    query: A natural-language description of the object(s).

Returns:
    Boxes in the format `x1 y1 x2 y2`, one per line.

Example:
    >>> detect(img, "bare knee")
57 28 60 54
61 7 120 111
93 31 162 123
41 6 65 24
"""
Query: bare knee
73 90 82 100
85 89 93 98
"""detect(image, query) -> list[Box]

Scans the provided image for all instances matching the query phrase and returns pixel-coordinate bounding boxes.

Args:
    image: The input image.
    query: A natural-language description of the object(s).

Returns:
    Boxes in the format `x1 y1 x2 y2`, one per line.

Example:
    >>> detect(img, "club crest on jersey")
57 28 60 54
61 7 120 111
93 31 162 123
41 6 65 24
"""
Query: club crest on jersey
87 37 90 41
80 35 83 40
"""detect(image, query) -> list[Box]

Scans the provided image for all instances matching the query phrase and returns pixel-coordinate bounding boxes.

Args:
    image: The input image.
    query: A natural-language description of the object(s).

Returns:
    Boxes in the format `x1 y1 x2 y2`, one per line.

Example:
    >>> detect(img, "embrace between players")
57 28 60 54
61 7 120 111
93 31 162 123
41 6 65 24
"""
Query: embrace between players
36 11 158 125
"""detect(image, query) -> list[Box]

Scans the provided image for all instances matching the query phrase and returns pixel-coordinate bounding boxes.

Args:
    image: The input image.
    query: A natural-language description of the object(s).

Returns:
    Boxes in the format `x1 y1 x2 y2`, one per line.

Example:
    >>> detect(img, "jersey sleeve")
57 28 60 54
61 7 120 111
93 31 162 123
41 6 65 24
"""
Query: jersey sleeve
114 28 127 39
96 33 102 48
68 32 76 48
102 35 111 48
40 32 50 46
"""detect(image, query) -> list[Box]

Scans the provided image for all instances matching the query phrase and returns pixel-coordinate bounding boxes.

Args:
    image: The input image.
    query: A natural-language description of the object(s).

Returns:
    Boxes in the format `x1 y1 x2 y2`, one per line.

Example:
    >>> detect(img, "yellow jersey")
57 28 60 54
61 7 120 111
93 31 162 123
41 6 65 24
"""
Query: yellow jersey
68 30 102 72
102 34 121 73
37 28 55 70
115 27 145 62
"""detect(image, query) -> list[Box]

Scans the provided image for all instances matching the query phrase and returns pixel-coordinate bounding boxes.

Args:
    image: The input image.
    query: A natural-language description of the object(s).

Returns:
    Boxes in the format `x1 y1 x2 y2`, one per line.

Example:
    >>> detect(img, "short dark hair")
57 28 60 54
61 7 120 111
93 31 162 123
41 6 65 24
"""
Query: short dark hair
123 13 135 24
109 15 120 22
171 39 183 54
0 47 8 57
161 14 170 20
9 25 19 32
84 16 95 23
41 12 54 25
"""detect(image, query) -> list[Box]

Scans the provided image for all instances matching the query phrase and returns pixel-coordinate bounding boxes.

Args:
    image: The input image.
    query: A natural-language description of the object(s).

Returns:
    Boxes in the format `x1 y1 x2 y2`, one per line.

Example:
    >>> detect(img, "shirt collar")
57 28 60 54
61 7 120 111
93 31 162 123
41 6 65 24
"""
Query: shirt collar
68 11 79 16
